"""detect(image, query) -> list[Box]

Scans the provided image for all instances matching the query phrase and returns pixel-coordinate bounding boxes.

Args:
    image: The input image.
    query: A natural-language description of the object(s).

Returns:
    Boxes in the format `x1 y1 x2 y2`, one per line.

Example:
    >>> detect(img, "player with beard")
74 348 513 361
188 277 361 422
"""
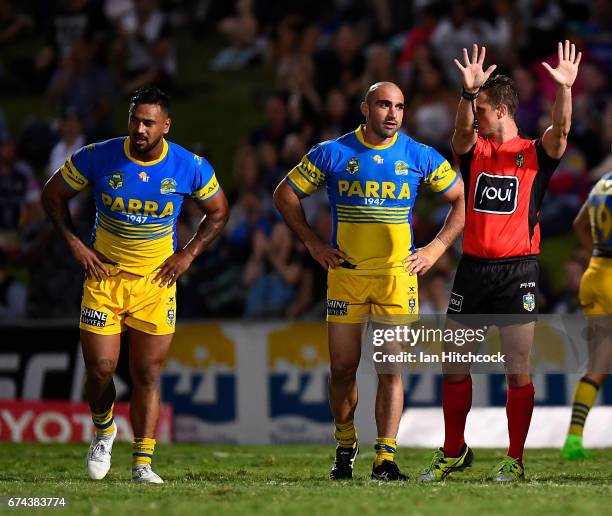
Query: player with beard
418 42 581 482
42 87 229 483
274 82 465 480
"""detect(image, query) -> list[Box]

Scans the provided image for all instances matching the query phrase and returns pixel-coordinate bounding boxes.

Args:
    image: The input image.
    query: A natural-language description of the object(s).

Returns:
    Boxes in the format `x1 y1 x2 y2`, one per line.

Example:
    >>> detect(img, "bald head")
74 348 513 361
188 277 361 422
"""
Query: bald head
364 82 404 106
361 82 404 142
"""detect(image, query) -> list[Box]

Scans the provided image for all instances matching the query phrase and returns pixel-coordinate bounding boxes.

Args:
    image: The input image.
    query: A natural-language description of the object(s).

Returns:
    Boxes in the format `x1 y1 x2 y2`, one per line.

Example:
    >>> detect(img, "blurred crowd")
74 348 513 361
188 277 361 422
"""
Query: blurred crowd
0 0 610 320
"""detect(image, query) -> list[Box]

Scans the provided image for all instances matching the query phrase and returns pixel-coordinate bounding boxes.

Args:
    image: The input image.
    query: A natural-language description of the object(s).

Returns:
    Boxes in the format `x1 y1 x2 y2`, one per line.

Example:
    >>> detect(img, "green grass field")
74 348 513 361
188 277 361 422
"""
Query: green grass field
0 444 610 515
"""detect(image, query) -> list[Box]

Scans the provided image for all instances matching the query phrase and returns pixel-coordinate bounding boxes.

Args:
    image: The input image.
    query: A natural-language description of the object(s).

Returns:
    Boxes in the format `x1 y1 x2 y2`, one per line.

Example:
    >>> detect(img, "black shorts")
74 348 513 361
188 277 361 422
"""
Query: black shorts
447 254 539 325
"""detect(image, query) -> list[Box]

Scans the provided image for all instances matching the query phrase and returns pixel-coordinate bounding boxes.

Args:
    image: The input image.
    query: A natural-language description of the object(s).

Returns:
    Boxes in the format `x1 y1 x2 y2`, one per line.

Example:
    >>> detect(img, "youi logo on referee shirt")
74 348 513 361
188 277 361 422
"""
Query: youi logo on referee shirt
268 324 332 439
473 173 519 214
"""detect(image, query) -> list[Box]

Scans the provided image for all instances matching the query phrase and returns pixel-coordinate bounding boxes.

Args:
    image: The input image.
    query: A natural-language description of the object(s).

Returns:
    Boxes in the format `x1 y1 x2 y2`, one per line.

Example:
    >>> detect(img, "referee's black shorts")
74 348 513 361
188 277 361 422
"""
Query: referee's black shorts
447 254 540 326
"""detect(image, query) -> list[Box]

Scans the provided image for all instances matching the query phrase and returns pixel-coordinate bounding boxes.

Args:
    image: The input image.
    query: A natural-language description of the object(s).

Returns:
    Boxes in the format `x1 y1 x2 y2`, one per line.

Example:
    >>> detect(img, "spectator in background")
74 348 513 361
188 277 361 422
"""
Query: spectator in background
250 93 291 151
431 4 494 88
0 249 26 319
404 57 456 157
0 134 41 255
113 0 176 94
589 100 612 182
243 222 306 318
397 3 441 85
512 66 544 139
319 88 353 142
571 61 610 168
225 146 272 259
210 0 260 71
314 24 365 101
48 108 85 177
0 0 32 45
47 36 115 141
33 0 108 90
517 0 565 62
359 44 396 95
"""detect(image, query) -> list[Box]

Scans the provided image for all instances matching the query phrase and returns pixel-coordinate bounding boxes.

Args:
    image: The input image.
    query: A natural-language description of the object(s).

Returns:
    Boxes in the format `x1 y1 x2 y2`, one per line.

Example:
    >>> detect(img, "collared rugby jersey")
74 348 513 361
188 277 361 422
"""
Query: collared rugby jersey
457 136 560 259
286 125 458 274
60 137 219 275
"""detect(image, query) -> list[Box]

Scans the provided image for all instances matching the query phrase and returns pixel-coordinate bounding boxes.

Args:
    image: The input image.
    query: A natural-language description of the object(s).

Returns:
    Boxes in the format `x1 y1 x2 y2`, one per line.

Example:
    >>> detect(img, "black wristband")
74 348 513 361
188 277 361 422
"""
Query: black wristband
461 87 480 100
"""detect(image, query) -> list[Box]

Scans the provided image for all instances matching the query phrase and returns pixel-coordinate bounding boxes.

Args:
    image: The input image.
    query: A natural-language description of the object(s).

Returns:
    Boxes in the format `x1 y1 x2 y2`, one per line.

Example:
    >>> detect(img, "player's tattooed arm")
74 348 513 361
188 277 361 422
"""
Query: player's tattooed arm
404 178 465 276
42 172 109 280
153 189 229 288
541 40 581 160
273 179 347 271
452 44 497 154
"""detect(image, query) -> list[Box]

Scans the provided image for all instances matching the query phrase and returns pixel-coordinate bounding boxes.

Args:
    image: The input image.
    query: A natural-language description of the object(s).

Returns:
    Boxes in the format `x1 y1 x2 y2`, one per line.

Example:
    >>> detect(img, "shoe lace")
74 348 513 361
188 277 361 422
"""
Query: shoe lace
422 449 446 473
90 439 110 461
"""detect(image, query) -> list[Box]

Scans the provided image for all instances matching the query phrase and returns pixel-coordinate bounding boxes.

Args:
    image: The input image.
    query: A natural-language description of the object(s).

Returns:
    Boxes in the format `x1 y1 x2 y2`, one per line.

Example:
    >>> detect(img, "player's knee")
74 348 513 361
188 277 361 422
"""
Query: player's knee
376 373 402 386
329 363 358 385
132 364 162 390
87 358 116 384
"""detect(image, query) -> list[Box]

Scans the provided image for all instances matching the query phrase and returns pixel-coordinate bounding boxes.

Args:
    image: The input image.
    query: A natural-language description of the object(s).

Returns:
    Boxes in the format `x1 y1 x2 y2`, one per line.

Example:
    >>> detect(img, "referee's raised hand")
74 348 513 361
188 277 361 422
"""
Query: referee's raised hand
542 40 581 88
453 44 497 92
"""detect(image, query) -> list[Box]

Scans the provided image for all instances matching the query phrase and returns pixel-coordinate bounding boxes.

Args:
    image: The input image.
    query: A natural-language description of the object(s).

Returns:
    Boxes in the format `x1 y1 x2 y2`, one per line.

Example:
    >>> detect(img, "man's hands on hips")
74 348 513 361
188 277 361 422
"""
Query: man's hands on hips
69 239 110 280
403 238 446 276
152 249 195 287
305 238 348 270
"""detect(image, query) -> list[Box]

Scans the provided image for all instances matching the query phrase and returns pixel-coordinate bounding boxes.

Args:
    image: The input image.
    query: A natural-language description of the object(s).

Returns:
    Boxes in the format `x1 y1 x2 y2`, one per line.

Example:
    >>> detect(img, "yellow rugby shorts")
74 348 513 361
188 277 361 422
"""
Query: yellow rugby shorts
579 257 612 315
326 268 418 324
80 265 177 335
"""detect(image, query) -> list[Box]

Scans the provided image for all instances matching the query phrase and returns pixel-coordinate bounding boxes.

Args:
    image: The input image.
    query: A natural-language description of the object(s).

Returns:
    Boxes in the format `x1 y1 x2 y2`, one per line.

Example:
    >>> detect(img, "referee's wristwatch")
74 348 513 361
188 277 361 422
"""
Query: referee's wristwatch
461 87 480 100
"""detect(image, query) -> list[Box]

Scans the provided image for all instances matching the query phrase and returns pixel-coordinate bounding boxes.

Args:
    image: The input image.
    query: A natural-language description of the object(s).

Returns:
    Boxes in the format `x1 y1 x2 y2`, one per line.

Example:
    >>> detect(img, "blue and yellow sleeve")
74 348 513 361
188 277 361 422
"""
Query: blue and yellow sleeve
191 155 220 201
286 143 329 196
422 148 458 195
60 144 95 191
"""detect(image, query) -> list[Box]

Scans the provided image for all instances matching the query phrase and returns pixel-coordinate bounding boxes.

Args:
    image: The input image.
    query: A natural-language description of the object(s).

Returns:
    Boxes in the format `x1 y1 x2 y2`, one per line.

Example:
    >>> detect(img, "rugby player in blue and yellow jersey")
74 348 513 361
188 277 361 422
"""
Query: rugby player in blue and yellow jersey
41 87 229 483
273 82 465 481
561 172 612 460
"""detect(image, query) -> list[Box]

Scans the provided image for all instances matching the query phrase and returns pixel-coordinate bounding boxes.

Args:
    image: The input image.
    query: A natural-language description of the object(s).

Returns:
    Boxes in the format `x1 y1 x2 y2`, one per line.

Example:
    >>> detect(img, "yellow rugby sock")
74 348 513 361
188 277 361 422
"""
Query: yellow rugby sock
569 377 600 437
132 437 156 467
91 404 115 438
374 437 397 467
334 420 357 448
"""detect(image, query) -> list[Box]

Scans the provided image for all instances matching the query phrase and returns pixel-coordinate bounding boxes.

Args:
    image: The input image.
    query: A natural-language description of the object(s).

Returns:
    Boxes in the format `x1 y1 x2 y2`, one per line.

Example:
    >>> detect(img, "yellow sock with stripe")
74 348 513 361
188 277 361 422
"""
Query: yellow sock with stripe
132 437 156 468
374 437 397 467
569 377 600 437
334 420 357 448
91 404 115 438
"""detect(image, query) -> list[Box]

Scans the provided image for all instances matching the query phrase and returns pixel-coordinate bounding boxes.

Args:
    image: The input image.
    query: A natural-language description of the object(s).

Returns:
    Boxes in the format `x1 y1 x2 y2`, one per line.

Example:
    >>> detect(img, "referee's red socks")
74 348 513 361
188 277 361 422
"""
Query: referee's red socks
442 375 472 457
506 382 535 463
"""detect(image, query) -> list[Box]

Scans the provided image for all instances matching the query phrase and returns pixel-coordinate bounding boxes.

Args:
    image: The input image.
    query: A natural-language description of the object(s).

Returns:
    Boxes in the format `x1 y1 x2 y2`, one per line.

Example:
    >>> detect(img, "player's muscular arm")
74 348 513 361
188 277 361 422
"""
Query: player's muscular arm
273 179 347 270
541 40 581 159
573 201 593 254
404 178 465 276
153 190 229 288
42 172 110 280
452 44 497 154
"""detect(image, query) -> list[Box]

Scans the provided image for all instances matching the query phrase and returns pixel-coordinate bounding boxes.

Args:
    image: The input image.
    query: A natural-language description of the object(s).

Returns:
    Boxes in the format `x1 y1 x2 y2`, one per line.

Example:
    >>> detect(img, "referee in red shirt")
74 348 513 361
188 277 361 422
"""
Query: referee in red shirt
418 41 582 482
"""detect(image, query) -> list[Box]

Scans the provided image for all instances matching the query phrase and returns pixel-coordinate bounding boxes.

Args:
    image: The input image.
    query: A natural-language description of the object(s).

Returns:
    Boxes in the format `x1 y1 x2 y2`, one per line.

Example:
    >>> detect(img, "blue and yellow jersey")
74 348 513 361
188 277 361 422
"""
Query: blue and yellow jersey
587 172 612 256
286 125 457 274
60 137 220 275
